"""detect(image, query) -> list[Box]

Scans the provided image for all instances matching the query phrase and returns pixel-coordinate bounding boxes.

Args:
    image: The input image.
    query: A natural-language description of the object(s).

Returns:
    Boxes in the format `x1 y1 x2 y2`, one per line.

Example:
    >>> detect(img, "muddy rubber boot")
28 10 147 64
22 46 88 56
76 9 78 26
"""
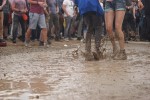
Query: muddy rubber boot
85 34 93 61
93 41 101 60
85 52 94 61
0 39 7 47
113 49 127 60
92 52 100 60
92 49 100 60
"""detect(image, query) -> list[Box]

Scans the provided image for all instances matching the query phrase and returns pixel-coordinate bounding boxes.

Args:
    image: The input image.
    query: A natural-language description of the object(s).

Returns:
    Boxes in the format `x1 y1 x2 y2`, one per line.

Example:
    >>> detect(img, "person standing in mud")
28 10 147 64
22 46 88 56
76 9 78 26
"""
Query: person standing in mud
25 0 49 47
11 0 28 43
75 0 104 61
62 0 75 41
47 0 60 41
142 0 150 41
0 0 6 47
104 0 144 60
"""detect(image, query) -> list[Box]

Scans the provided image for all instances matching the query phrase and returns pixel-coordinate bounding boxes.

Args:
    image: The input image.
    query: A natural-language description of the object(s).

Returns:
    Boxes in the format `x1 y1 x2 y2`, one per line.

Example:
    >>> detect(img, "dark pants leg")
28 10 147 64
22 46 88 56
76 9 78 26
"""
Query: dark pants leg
49 14 60 40
12 15 19 41
12 14 26 42
83 12 102 53
53 14 60 39
77 16 83 39
145 15 150 41
64 16 72 39
19 16 26 42
59 13 64 37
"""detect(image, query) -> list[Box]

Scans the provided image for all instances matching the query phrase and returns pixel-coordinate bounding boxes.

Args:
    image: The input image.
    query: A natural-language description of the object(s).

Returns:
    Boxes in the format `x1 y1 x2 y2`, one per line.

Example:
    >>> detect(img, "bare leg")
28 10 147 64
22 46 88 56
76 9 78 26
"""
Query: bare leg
105 11 116 49
25 28 31 42
41 28 47 43
115 10 125 50
113 10 127 60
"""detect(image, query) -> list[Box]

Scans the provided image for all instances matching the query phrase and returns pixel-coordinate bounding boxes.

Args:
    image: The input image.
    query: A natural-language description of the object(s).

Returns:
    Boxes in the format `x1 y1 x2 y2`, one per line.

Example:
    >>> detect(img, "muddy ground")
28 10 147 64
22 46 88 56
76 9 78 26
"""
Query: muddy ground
0 40 150 100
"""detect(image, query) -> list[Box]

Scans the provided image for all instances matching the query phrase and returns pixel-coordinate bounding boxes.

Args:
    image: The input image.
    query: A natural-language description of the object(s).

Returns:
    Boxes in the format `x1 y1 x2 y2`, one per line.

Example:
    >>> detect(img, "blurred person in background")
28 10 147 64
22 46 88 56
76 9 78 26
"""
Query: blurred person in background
11 0 28 43
47 0 61 42
0 0 6 47
25 0 49 47
62 0 75 41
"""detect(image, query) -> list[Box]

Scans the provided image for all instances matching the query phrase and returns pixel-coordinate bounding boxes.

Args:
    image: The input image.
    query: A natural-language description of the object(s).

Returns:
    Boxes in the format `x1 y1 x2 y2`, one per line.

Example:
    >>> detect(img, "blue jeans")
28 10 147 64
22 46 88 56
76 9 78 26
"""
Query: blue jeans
64 16 73 39
12 14 26 41
104 0 126 12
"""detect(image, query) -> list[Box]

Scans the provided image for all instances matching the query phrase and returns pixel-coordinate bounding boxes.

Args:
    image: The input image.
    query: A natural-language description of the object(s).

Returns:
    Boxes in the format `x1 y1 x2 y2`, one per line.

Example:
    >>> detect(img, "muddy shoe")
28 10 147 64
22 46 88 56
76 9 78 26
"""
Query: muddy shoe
39 41 44 46
92 52 100 60
0 39 6 42
24 41 31 48
44 42 50 48
12 39 16 43
47 39 51 44
0 39 7 47
85 52 94 61
113 50 127 60
112 46 119 58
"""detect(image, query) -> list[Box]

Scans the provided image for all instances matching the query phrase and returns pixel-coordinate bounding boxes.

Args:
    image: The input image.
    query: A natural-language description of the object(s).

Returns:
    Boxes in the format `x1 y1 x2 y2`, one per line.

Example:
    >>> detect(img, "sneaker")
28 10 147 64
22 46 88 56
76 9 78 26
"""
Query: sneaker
85 52 94 61
81 39 85 43
55 37 61 41
0 39 7 47
64 38 69 42
0 38 6 42
18 36 25 42
47 39 51 44
24 41 31 48
113 49 127 60
39 41 44 46
44 42 49 48
77 37 82 40
7 35 13 40
12 39 16 43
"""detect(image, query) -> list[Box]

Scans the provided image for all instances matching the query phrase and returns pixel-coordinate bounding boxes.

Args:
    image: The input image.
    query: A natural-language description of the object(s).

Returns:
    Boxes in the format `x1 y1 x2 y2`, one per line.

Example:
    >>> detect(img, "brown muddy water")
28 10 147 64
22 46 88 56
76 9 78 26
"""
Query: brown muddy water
0 41 150 100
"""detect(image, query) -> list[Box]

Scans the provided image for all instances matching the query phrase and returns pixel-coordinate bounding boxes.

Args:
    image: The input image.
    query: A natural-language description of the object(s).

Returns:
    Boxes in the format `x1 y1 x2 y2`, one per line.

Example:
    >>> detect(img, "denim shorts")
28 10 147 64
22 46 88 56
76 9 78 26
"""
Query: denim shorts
104 0 126 12
29 12 47 29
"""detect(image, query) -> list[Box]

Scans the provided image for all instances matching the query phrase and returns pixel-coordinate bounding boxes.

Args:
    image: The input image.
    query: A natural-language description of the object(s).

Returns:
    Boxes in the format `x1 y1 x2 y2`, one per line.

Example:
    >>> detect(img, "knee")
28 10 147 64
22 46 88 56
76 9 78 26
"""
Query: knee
106 26 113 35
115 23 122 33
42 28 47 32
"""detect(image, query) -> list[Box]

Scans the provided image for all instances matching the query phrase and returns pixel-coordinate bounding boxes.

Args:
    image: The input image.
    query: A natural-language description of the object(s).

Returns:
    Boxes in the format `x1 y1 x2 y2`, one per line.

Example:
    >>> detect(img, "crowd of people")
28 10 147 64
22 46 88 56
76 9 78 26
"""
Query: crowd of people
0 0 149 61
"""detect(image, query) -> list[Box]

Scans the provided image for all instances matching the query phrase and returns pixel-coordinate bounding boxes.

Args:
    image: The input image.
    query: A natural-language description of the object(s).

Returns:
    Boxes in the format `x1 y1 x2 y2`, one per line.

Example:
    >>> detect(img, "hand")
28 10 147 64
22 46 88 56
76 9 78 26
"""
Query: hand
20 9 26 13
43 3 47 8
133 16 136 20
38 2 44 7
138 1 144 10
126 6 130 9
67 14 70 17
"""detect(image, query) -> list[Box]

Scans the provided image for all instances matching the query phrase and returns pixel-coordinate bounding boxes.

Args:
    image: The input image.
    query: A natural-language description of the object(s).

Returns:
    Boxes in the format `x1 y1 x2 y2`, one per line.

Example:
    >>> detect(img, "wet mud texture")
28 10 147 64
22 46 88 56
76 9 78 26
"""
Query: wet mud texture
0 41 150 100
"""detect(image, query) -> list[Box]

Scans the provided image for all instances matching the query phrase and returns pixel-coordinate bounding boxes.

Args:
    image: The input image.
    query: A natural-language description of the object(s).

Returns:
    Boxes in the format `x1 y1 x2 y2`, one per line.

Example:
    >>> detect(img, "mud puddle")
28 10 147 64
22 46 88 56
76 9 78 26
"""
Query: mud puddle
0 41 150 100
